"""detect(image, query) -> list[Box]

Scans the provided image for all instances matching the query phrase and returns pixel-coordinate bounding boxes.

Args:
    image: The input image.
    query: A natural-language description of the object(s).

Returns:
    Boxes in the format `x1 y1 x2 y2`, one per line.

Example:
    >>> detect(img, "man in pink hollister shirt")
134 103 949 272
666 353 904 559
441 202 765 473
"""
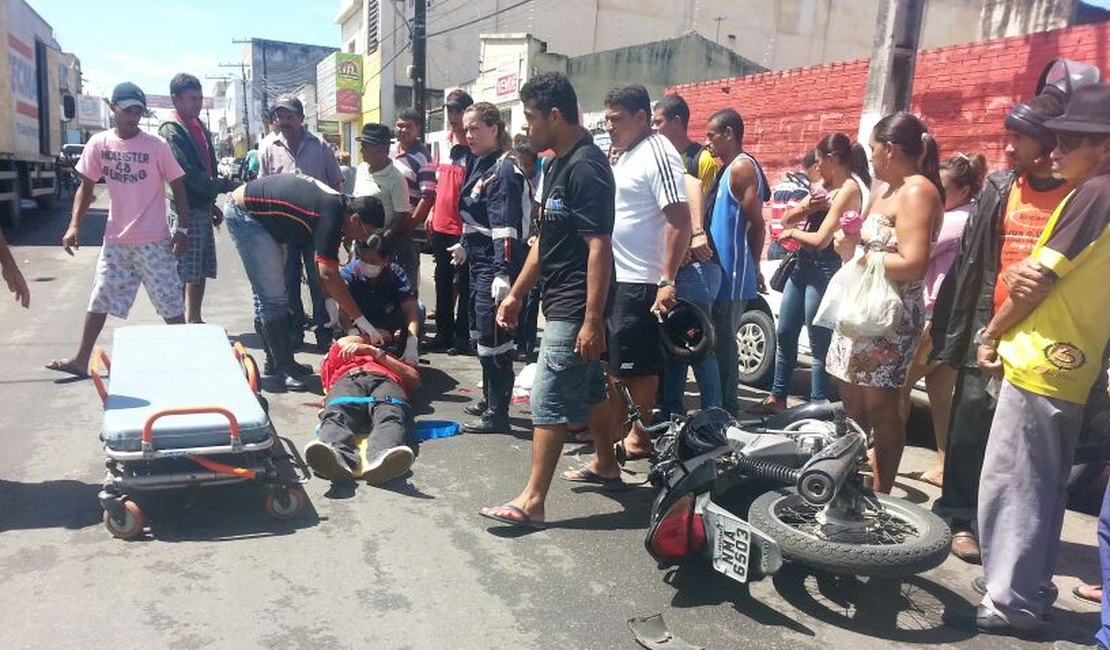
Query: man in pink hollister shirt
45 82 190 379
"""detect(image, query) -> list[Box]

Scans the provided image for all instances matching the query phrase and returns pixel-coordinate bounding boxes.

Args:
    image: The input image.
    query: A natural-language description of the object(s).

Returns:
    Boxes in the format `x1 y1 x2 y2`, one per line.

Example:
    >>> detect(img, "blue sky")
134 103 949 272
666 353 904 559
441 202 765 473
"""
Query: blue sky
29 0 342 98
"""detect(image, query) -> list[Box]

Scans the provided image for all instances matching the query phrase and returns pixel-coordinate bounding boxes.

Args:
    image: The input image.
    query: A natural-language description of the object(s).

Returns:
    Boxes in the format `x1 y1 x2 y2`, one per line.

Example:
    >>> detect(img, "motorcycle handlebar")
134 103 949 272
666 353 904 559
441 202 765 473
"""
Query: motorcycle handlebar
796 432 865 504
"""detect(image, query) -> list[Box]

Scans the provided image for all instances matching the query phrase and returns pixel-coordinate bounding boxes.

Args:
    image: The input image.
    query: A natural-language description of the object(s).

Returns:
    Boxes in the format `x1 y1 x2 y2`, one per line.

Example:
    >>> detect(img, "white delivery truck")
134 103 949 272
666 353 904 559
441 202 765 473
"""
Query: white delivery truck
0 0 75 227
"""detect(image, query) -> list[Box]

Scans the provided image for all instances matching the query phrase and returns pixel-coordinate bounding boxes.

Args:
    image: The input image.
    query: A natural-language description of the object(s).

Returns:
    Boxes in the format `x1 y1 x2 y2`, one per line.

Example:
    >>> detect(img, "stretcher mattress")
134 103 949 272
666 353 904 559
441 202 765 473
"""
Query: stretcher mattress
101 325 273 452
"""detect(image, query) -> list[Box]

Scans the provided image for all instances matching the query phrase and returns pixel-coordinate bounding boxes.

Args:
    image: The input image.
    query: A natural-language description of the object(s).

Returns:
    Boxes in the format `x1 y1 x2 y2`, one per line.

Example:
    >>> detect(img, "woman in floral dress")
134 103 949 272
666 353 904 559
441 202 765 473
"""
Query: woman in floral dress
827 112 944 493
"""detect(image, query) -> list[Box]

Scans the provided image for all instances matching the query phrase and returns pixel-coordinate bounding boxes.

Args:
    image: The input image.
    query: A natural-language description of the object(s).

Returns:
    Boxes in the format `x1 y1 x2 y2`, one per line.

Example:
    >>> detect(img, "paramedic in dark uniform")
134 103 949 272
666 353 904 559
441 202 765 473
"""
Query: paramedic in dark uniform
456 102 527 433
226 174 384 391
338 230 421 366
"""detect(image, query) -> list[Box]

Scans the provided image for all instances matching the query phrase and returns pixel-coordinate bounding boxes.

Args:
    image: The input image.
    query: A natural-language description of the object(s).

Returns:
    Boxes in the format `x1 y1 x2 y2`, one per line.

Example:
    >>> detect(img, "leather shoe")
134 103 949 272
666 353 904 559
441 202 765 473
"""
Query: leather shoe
463 414 511 434
282 373 308 392
942 604 1046 639
464 401 488 417
951 530 981 563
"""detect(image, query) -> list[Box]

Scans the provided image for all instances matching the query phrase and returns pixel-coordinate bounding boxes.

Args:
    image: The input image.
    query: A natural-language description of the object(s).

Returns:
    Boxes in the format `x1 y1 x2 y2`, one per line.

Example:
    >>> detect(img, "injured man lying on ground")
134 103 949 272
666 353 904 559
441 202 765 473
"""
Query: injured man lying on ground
303 333 422 484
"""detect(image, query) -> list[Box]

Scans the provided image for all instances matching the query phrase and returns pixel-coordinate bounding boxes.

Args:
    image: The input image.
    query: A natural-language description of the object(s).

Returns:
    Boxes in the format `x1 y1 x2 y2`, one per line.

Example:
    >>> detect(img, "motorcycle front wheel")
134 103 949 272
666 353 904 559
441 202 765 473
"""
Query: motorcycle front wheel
748 488 950 578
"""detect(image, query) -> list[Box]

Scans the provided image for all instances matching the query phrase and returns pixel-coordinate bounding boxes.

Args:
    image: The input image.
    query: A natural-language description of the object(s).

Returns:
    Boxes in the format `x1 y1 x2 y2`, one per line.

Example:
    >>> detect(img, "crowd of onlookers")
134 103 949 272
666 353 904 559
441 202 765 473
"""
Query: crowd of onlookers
3 58 1108 647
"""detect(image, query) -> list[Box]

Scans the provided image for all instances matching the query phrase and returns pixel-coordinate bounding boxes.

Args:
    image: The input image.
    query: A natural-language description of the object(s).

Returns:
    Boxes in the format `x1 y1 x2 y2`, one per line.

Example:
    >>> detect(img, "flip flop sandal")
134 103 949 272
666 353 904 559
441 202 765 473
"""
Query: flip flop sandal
45 359 89 379
478 503 546 529
1073 584 1102 604
614 440 652 466
561 465 629 492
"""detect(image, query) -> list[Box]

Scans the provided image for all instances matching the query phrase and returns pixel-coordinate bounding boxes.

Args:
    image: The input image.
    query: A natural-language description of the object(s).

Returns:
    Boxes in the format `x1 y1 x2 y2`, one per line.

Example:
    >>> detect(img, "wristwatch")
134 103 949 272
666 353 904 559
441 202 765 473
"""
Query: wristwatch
657 279 675 289
974 328 999 349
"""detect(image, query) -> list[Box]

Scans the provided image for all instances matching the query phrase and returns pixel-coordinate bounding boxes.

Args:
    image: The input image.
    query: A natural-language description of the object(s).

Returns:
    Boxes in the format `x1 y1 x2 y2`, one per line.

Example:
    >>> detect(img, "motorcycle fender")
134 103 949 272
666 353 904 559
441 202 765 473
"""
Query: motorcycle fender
747 524 783 580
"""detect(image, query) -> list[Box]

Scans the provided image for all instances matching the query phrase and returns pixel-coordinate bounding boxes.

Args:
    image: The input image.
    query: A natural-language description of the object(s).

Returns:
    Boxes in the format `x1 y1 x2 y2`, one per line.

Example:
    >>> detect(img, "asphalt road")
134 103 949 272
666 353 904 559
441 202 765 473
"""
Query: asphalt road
0 192 1100 649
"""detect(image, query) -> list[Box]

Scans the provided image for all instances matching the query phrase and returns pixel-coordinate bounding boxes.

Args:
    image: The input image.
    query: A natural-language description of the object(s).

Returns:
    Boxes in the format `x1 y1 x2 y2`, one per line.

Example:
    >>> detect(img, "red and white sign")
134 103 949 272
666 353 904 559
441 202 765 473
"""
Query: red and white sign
495 59 518 99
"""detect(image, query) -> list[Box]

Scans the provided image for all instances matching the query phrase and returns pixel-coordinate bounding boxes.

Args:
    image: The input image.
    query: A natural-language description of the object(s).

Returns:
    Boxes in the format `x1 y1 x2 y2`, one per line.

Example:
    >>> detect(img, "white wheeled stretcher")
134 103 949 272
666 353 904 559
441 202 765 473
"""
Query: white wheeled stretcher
92 324 310 539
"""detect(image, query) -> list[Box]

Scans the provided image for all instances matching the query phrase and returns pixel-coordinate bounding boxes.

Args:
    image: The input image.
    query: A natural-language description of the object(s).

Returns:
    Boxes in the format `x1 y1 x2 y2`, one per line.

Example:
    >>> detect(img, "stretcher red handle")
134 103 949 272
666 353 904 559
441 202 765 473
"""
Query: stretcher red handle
188 455 257 480
141 406 241 444
91 346 111 406
232 342 260 393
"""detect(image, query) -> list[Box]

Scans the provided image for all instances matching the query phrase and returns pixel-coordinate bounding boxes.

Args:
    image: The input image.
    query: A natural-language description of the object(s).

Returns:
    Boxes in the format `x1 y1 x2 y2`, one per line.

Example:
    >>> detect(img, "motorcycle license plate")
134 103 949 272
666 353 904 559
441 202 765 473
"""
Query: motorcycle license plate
705 502 752 583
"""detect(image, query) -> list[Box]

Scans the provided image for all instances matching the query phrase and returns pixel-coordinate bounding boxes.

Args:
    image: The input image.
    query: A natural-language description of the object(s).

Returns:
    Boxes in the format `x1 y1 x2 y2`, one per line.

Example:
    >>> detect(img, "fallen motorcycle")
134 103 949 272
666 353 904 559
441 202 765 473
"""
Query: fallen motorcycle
619 385 951 584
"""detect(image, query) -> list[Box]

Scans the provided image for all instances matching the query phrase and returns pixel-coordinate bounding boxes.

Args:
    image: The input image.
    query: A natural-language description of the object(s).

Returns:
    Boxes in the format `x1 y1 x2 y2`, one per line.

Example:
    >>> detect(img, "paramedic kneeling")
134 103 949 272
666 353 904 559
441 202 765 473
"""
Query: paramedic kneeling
304 334 421 484
225 174 385 391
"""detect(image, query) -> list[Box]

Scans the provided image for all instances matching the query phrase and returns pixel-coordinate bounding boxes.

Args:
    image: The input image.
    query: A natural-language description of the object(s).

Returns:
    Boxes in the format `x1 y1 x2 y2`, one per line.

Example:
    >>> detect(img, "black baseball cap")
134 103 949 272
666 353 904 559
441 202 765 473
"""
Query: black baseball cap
271 95 304 117
445 89 473 111
111 82 147 109
356 123 392 146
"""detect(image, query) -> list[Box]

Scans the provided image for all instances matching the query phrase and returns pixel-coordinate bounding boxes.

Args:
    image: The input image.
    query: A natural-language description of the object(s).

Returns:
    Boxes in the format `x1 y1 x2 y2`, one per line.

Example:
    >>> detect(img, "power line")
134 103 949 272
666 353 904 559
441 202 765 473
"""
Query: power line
426 0 535 38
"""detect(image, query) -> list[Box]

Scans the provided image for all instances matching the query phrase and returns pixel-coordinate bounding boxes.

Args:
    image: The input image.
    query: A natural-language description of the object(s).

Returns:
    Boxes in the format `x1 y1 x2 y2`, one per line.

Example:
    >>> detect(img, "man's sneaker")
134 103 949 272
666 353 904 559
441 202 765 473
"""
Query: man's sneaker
462 414 511 434
304 440 358 481
361 445 415 485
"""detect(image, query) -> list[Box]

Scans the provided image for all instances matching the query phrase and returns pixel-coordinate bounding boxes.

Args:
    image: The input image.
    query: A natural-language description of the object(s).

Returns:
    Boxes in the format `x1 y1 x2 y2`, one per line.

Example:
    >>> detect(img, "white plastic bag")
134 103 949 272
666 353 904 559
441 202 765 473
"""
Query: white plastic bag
812 251 864 330
835 253 903 337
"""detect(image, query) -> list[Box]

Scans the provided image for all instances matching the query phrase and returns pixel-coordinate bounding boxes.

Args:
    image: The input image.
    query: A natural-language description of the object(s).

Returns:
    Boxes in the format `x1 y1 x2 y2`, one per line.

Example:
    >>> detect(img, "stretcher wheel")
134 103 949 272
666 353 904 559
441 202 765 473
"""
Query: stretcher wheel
103 500 144 540
265 487 306 520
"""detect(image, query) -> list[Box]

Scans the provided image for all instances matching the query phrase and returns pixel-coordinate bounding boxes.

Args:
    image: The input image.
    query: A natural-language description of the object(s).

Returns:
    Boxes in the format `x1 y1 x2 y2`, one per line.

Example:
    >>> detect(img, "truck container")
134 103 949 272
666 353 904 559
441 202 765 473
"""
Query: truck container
0 0 75 227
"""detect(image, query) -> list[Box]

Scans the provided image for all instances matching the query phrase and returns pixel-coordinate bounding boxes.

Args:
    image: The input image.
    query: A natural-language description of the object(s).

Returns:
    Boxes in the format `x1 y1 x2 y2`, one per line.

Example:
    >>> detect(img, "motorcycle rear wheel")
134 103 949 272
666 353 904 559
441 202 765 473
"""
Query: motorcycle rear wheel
748 488 950 578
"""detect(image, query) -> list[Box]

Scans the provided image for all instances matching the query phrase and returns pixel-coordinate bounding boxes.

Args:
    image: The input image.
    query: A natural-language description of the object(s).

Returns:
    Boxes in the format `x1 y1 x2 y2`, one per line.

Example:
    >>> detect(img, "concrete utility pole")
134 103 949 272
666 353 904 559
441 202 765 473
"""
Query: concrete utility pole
412 0 427 135
219 61 251 149
713 16 726 43
857 0 925 151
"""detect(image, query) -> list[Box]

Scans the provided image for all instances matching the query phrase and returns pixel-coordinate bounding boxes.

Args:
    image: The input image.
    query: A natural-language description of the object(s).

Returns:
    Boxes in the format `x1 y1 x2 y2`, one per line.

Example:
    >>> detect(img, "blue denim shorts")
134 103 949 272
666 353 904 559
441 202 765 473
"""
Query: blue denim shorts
531 320 608 425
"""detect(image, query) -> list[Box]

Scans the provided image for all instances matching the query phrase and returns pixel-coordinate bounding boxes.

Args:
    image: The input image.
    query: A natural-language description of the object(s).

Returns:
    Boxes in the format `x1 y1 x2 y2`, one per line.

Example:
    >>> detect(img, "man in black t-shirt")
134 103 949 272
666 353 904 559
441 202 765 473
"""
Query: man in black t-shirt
478 72 616 529
225 174 384 390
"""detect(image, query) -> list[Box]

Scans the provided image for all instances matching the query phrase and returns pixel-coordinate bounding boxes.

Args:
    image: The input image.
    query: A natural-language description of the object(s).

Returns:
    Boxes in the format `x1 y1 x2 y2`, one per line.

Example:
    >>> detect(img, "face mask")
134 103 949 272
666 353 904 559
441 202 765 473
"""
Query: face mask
359 262 383 278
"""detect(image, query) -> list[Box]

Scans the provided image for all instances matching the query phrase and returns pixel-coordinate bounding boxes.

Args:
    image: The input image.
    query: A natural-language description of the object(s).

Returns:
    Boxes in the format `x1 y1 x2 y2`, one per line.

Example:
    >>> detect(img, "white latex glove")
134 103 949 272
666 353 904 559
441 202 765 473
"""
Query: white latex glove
447 243 466 266
402 336 419 366
491 274 512 305
324 299 340 329
354 316 384 345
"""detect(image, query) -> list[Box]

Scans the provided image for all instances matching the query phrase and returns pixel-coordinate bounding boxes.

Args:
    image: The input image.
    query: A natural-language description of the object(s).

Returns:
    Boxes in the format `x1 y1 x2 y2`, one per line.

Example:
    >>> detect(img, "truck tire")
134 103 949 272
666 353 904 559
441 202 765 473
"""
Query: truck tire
2 181 23 229
735 308 776 389
748 488 950 578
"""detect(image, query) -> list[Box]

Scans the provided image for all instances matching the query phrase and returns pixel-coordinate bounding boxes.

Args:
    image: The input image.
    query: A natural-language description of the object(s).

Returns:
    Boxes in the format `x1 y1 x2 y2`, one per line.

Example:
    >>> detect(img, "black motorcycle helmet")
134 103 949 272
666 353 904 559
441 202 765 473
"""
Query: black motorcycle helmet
675 407 735 460
658 299 716 365
1036 58 1101 102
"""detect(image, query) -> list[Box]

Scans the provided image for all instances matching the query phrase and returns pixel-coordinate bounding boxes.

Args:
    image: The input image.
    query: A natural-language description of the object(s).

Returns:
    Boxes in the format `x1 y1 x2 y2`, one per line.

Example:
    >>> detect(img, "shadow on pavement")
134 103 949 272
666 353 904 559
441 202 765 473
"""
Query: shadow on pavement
549 485 655 531
124 483 320 543
664 563 815 636
0 478 102 532
411 366 459 417
770 566 975 644
7 204 106 249
1056 538 1102 586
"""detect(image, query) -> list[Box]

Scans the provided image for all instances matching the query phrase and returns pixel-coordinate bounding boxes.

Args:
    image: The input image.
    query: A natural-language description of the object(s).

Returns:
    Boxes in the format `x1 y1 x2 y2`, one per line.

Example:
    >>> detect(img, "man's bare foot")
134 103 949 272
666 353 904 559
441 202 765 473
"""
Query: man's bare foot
1073 582 1102 604
614 437 652 465
904 467 944 488
919 467 943 487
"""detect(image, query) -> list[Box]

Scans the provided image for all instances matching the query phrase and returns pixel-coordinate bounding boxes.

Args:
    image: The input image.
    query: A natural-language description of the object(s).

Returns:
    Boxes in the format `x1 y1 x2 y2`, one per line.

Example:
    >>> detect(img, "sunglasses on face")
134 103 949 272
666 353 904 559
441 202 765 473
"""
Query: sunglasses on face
1056 133 1108 153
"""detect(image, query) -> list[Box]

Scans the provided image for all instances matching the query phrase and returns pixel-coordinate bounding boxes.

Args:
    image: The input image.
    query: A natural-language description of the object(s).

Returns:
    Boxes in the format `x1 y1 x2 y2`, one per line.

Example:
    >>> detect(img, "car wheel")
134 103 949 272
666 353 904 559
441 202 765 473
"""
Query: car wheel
735 308 776 389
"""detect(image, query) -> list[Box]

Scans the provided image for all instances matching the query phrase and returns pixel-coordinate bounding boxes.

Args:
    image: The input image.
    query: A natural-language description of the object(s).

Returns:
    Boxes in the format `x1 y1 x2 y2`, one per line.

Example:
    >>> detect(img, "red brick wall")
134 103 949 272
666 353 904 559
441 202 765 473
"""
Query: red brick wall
671 21 1110 185
671 60 870 182
912 23 1110 169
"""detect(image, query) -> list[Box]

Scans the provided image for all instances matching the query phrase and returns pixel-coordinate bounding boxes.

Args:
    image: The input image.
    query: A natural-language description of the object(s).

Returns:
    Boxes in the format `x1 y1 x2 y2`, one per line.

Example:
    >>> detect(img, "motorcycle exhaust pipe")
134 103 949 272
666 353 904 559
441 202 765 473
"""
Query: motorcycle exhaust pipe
796 433 865 505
